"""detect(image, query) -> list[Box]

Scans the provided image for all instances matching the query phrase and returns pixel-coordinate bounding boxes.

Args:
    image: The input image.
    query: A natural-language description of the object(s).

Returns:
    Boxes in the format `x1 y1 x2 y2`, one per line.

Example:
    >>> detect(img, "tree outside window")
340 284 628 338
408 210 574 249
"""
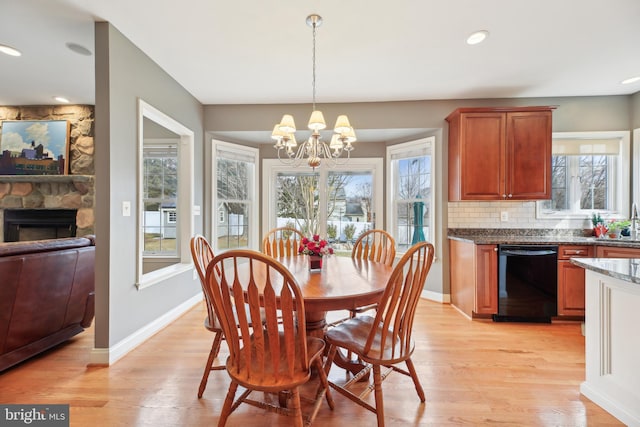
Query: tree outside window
265 159 382 254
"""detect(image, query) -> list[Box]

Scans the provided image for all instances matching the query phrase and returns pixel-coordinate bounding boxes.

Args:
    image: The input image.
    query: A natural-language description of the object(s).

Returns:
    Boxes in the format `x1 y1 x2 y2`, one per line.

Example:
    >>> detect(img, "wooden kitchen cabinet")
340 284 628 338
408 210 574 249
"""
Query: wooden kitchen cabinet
475 244 498 315
595 245 640 258
449 238 497 318
446 106 554 201
557 245 594 316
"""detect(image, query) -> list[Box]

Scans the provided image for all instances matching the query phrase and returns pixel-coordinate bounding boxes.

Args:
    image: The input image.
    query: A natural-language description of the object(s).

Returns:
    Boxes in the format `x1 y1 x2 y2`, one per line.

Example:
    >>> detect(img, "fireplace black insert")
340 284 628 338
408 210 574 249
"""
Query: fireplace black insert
3 209 77 242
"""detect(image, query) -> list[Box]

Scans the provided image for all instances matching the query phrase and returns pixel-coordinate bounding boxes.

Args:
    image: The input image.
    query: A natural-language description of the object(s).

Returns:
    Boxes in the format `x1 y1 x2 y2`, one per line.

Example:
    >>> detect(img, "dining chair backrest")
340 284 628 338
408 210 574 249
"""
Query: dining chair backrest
364 241 434 361
206 249 311 382
262 227 304 258
190 234 218 329
352 229 396 267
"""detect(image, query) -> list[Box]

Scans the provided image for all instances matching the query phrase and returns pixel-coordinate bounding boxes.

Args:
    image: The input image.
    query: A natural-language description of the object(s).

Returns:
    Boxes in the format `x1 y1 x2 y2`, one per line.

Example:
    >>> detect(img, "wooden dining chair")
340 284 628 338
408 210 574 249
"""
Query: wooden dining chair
347 229 397 317
352 229 396 266
190 235 227 398
324 241 435 427
206 249 334 427
262 227 304 257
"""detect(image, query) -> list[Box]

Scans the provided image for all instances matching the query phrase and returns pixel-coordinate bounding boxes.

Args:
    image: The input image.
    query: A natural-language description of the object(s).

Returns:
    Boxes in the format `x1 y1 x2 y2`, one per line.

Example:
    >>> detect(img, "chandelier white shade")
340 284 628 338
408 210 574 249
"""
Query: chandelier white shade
272 14 356 168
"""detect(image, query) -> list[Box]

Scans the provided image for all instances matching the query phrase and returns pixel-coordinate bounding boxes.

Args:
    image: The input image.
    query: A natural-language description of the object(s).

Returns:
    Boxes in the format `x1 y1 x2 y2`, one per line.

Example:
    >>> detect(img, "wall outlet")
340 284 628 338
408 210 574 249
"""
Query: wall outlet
500 211 509 222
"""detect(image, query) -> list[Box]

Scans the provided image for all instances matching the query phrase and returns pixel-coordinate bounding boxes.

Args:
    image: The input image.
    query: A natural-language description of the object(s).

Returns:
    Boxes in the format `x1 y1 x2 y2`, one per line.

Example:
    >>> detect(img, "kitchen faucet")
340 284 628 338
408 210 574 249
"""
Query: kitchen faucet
631 203 639 239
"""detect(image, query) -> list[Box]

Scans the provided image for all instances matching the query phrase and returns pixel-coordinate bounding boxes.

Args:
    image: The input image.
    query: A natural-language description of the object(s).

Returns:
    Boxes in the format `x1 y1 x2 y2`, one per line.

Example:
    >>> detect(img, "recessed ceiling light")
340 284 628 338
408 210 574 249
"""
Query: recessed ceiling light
621 76 640 85
466 30 489 45
54 96 70 103
65 42 92 56
0 44 22 57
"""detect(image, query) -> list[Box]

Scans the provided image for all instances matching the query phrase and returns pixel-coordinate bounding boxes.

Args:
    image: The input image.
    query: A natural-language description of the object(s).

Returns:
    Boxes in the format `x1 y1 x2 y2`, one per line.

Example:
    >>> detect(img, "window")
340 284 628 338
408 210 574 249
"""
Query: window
137 99 194 289
387 138 435 252
212 140 259 251
142 144 178 255
263 159 383 252
537 131 630 218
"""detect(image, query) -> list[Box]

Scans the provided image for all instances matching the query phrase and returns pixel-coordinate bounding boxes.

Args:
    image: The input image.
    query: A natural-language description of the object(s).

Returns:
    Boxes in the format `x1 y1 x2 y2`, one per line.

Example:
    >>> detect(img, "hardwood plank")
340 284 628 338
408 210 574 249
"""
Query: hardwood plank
0 300 623 426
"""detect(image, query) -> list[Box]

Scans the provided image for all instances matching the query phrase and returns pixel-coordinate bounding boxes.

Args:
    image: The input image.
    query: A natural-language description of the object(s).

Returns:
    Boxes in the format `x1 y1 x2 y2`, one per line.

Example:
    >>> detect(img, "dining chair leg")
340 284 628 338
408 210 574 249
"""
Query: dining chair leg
373 364 385 427
405 357 425 402
218 380 238 427
198 331 224 398
289 387 304 427
314 357 335 410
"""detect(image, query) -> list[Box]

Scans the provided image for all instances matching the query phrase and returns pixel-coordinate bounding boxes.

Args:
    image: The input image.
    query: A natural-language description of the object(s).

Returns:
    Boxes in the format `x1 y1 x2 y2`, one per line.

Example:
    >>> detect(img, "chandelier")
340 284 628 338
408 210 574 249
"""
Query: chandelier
272 14 356 169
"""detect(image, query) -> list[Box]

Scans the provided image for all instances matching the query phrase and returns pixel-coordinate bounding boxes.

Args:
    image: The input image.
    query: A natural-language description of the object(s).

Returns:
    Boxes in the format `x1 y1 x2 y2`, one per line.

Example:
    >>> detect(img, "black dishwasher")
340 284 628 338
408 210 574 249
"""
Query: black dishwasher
494 245 558 323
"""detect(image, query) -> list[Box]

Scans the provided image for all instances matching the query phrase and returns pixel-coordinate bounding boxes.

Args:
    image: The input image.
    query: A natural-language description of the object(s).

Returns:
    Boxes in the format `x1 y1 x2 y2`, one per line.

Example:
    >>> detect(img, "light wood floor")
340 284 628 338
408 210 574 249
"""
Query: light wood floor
0 300 623 426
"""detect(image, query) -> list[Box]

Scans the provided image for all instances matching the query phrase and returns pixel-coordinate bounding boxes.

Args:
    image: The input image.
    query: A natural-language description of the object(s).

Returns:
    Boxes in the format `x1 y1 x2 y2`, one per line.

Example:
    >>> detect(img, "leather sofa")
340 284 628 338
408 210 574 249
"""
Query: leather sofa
0 235 95 371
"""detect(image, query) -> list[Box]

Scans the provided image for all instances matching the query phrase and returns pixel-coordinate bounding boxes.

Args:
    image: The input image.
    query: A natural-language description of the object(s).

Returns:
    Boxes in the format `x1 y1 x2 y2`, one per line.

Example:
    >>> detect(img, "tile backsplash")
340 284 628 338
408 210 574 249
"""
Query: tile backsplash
447 201 591 230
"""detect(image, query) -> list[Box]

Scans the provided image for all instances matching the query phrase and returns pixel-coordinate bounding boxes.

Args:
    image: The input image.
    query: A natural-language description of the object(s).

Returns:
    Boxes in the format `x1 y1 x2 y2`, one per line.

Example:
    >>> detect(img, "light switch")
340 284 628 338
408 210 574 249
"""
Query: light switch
122 201 131 217
193 205 201 216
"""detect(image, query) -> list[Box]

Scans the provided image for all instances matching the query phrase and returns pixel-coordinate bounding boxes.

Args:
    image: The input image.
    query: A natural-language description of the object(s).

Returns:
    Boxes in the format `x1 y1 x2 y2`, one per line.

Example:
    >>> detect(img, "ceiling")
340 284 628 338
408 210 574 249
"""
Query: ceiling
2 0 640 143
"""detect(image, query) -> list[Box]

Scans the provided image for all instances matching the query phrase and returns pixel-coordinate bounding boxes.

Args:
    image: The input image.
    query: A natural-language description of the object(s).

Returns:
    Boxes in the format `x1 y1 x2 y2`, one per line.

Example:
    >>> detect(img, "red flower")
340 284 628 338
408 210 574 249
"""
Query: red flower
298 235 333 257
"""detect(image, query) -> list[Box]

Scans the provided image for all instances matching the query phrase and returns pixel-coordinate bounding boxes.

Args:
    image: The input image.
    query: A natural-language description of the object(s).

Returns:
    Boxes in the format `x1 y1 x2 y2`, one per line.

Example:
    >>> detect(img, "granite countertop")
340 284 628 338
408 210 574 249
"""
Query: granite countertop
448 228 640 248
570 258 640 285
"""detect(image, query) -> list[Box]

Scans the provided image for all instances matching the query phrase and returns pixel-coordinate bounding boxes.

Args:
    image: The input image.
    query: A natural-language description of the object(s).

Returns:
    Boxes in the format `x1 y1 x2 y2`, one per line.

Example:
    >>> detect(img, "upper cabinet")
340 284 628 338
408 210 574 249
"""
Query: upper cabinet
446 106 555 201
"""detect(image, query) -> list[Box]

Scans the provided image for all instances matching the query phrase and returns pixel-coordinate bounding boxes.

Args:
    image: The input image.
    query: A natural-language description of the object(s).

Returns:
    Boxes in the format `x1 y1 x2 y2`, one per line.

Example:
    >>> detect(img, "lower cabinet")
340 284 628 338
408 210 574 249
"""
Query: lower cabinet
450 240 640 320
557 245 593 316
449 238 497 318
474 244 498 315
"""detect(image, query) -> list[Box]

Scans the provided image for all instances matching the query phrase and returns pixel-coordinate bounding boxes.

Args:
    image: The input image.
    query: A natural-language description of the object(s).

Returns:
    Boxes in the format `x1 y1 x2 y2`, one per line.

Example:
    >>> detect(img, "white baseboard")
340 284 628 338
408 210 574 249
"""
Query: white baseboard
89 293 203 366
421 289 450 303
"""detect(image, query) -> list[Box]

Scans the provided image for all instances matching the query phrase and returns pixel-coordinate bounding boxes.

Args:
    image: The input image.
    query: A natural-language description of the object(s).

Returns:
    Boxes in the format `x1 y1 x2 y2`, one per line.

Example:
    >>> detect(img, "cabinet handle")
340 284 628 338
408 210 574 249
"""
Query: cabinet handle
508 194 513 198
502 194 507 198
566 250 585 255
494 247 498 252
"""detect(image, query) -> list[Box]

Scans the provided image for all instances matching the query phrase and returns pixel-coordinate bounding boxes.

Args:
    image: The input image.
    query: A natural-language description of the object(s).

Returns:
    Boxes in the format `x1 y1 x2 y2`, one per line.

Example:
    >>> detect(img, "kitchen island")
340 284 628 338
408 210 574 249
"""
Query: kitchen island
570 257 640 427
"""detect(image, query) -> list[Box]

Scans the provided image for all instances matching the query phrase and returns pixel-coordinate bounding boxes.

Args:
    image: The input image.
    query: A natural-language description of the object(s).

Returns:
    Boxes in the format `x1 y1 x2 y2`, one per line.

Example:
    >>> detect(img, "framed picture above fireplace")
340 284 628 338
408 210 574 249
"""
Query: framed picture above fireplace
0 119 70 175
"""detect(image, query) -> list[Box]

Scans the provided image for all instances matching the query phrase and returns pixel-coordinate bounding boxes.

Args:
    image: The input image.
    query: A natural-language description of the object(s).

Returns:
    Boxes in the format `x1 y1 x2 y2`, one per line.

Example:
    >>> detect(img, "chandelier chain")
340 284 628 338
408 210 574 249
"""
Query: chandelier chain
311 20 317 112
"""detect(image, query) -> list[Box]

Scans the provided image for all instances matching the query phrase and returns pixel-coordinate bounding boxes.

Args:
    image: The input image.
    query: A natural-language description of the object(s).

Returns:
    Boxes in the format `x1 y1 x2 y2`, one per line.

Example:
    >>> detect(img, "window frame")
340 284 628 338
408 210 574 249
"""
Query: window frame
262 158 384 239
211 139 259 252
386 137 436 254
536 130 630 220
136 99 194 290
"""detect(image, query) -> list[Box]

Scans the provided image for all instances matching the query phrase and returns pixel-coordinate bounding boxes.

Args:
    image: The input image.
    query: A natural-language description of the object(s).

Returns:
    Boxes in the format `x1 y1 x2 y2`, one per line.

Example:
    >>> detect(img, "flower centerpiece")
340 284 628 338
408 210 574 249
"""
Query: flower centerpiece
299 235 333 271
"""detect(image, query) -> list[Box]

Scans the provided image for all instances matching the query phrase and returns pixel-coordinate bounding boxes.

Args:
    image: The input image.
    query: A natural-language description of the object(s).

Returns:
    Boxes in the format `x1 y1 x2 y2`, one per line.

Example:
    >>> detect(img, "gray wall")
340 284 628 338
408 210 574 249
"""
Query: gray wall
632 92 640 129
94 22 204 349
204 95 635 297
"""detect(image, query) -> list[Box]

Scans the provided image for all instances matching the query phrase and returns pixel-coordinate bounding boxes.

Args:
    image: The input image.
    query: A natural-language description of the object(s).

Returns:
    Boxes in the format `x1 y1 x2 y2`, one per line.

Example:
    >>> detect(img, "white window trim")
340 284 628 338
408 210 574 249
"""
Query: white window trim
386 137 436 254
634 128 640 205
262 158 384 239
136 99 194 290
211 139 259 251
536 130 630 220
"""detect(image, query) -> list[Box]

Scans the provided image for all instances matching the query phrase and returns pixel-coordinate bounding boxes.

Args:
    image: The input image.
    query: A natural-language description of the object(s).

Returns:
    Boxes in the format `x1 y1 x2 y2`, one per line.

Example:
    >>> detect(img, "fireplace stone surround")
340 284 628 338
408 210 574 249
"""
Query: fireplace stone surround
0 105 95 242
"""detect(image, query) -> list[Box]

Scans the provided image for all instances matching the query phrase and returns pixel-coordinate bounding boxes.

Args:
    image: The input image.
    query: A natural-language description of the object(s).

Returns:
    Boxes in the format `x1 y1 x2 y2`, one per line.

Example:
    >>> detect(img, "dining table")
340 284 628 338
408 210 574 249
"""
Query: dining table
233 253 394 374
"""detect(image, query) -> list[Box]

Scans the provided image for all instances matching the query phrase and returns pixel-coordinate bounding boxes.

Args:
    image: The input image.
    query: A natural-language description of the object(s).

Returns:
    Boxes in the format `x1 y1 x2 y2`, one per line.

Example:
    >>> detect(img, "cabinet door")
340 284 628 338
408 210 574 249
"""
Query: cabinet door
475 244 498 315
506 111 552 199
557 260 586 316
459 113 505 200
